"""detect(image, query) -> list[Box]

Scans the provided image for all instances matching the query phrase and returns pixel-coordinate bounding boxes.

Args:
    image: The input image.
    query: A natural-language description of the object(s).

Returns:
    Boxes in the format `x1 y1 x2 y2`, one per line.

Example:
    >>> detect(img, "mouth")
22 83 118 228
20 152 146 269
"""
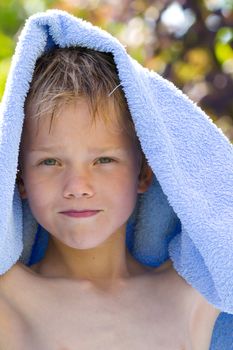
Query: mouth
59 210 101 218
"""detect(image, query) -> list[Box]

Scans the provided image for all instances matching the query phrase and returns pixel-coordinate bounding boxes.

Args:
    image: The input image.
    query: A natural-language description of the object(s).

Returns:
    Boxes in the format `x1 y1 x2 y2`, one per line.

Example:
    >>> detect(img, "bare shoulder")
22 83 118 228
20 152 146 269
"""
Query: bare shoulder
2 262 44 311
173 261 220 315
0 262 27 290
0 263 27 316
152 259 221 346
148 259 221 349
0 263 21 325
153 259 221 316
0 262 38 309
0 263 33 349
0 262 19 286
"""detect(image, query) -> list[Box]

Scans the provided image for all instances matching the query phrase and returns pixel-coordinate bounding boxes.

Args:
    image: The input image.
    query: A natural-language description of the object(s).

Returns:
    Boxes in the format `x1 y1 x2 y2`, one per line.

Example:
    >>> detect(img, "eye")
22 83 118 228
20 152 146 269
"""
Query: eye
39 158 59 166
95 157 115 164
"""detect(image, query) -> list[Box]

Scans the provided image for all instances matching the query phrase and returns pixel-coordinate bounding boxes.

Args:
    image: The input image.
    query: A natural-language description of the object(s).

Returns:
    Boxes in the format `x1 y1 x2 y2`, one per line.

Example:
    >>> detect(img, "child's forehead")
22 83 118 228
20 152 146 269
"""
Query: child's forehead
22 108 135 156
24 98 128 137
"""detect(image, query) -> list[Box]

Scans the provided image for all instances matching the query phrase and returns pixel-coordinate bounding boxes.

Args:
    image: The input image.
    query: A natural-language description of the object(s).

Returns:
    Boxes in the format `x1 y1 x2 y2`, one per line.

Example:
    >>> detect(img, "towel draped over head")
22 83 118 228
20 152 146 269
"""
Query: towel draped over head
0 10 233 349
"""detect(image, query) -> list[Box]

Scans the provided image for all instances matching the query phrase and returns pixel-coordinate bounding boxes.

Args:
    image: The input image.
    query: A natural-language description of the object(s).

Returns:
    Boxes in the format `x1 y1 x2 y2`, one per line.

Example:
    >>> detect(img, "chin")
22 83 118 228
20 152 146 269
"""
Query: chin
61 236 109 250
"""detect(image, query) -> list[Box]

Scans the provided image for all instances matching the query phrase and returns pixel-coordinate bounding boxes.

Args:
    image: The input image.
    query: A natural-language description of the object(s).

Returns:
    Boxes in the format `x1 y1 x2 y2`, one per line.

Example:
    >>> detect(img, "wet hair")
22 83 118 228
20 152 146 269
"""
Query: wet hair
25 47 137 139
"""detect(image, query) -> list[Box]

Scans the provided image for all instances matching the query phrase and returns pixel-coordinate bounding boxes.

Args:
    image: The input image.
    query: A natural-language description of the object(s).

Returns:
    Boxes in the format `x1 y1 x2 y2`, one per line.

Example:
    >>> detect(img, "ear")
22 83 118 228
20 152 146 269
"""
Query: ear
16 171 27 199
137 163 153 194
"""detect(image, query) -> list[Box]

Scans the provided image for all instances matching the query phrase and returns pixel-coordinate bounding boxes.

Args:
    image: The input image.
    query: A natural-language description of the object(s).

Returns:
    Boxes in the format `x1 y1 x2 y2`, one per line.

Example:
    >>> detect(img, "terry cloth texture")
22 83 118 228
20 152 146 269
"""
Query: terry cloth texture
0 10 232 349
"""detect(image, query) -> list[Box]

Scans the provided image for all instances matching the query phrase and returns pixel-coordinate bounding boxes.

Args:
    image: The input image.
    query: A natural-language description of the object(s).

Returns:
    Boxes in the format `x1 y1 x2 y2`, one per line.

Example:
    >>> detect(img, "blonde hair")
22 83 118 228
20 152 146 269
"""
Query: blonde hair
22 47 147 173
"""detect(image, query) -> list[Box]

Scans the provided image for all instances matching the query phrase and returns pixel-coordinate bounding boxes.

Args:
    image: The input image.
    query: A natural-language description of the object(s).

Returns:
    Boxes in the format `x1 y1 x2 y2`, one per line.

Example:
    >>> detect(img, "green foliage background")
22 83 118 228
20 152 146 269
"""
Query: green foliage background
0 0 232 141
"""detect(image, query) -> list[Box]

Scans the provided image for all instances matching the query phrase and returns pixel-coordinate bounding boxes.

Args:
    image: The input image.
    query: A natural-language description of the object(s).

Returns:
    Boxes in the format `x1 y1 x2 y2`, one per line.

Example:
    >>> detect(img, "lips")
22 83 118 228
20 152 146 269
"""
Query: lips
59 210 101 218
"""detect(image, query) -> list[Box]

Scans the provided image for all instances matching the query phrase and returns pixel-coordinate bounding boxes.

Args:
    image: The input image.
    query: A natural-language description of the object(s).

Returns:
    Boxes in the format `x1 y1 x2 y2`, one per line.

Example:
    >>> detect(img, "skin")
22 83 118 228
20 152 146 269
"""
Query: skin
17 98 154 286
0 98 220 349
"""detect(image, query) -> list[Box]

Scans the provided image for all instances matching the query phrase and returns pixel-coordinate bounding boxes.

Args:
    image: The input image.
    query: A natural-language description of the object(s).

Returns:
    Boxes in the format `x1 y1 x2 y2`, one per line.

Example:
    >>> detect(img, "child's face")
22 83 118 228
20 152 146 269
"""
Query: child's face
19 99 150 250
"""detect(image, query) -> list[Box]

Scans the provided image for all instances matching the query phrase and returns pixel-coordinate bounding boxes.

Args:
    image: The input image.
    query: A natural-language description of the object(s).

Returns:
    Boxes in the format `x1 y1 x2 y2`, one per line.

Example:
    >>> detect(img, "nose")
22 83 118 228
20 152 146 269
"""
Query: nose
63 173 95 199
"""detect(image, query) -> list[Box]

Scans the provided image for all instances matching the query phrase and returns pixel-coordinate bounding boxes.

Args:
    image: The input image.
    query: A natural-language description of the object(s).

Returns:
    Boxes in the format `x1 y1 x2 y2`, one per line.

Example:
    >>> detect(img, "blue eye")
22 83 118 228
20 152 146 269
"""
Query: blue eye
40 159 58 166
96 157 114 164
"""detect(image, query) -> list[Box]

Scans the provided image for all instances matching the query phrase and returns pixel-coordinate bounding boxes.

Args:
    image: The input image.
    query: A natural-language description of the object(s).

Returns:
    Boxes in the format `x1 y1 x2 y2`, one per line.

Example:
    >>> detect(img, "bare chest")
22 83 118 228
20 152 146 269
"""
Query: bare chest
1 269 216 350
2 277 190 350
10 289 187 350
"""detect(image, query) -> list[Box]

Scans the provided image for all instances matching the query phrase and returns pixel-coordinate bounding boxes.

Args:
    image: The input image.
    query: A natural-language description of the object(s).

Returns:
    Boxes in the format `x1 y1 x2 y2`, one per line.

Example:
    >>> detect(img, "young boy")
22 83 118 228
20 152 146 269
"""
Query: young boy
0 46 220 350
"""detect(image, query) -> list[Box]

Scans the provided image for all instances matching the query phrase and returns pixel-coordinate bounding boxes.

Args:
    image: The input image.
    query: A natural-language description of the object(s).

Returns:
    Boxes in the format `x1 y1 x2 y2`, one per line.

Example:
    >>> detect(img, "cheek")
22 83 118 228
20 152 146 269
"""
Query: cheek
26 187 49 215
23 175 54 215
107 170 138 211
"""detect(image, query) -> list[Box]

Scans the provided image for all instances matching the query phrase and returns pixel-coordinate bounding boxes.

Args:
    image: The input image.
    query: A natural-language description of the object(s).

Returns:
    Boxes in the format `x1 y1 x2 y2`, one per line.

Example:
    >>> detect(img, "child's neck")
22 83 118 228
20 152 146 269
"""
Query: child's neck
30 225 147 287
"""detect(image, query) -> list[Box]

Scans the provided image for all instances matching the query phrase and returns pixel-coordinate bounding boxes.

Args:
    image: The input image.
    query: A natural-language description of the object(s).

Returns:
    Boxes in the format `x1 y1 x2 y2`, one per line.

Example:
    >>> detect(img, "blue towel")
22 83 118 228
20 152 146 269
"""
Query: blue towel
0 9 232 349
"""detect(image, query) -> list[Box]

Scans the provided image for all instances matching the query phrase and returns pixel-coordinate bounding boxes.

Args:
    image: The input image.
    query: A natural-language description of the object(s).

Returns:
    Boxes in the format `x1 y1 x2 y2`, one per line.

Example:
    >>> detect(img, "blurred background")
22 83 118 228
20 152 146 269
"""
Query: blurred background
0 0 232 141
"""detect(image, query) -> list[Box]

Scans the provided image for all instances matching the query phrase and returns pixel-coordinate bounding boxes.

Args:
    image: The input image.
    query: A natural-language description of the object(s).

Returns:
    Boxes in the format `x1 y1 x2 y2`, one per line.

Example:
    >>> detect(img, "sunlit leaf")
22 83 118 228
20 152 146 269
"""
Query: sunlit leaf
173 61 201 83
216 27 233 43
173 48 213 84
186 48 212 67
215 42 233 63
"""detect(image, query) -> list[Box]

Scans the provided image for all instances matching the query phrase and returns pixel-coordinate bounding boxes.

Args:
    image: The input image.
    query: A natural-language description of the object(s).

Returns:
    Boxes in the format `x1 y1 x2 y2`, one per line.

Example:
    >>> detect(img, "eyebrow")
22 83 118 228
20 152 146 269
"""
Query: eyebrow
29 146 125 153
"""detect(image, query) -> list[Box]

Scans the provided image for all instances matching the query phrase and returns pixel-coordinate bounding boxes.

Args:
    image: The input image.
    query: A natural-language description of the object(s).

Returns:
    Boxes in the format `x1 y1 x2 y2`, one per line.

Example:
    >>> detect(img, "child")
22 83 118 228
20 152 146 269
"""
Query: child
0 45 219 350
0 10 232 350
